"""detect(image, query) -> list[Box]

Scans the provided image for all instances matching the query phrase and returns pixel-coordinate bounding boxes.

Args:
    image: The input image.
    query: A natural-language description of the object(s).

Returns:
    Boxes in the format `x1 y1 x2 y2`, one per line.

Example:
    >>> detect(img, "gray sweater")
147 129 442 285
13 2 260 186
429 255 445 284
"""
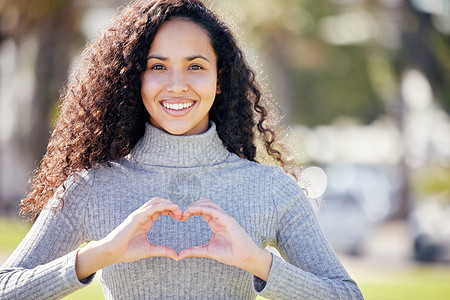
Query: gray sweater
0 122 363 299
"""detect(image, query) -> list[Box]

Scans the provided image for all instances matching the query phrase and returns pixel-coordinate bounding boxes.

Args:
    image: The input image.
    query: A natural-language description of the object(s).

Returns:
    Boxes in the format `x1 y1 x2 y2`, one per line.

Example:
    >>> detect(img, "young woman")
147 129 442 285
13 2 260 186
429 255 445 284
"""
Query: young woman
0 0 363 299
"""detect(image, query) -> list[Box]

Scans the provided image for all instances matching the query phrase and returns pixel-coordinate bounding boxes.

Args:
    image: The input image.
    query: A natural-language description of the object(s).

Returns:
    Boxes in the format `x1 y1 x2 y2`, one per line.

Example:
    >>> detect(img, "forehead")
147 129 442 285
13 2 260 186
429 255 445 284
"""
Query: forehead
149 19 215 57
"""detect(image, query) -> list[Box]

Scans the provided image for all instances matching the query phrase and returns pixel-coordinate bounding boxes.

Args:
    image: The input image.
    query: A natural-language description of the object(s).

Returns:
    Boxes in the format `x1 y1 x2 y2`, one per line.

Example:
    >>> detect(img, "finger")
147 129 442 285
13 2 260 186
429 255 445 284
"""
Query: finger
133 203 181 227
140 203 180 215
180 211 191 222
168 209 183 220
187 198 212 206
183 199 215 221
160 206 182 216
183 208 232 229
139 197 164 209
188 198 216 208
141 197 177 209
178 245 210 260
180 207 215 222
184 206 225 219
187 199 226 213
148 244 179 261
180 212 212 223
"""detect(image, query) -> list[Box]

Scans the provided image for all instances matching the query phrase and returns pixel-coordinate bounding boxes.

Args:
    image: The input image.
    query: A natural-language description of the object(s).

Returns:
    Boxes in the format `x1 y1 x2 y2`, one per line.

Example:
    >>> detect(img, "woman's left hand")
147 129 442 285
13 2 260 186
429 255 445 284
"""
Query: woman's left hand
178 198 272 281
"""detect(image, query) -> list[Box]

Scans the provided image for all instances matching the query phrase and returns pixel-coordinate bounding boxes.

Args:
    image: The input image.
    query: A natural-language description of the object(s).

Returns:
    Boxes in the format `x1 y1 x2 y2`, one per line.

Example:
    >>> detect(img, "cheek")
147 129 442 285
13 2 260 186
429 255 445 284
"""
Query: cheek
141 76 160 116
141 73 164 96
191 75 218 98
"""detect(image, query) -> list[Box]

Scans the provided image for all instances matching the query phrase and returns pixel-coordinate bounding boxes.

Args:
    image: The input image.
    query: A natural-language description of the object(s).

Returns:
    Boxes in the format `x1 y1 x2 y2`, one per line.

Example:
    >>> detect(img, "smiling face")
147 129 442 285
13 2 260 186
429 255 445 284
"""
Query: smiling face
141 19 220 136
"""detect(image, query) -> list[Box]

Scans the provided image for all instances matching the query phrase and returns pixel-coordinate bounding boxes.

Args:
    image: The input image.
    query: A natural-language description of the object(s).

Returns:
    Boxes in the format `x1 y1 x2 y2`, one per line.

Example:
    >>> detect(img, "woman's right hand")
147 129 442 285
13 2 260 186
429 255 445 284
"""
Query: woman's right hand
75 197 182 281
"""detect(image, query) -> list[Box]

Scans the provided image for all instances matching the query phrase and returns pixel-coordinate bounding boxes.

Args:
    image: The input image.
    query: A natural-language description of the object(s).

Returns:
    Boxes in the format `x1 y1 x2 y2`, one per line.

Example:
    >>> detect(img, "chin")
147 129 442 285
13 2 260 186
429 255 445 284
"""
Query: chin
168 129 190 135
161 124 195 136
151 118 208 136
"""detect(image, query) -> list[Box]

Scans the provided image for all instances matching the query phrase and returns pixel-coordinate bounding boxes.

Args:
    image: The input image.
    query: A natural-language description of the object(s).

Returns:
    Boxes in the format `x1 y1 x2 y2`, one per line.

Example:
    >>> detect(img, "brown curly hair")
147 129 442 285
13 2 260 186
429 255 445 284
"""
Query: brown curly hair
21 0 296 220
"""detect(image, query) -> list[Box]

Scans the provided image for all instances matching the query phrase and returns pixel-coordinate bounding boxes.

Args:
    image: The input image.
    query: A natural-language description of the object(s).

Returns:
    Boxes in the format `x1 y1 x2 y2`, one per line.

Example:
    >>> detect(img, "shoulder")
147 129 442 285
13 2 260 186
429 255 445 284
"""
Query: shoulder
47 168 96 208
269 166 313 214
228 160 313 219
47 159 130 208
270 166 303 198
73 158 135 186
226 156 304 201
224 154 300 187
225 154 279 177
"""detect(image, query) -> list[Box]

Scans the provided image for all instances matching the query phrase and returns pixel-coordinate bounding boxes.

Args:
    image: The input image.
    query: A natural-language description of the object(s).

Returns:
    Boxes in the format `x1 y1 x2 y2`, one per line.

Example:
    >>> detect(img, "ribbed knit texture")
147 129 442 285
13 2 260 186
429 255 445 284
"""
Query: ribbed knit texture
0 122 363 299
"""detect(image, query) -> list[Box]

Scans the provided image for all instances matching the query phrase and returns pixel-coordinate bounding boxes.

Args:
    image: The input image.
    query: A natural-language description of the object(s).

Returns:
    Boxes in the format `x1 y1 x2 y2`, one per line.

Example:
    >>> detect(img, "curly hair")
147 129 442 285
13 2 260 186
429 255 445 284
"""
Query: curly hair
21 0 296 220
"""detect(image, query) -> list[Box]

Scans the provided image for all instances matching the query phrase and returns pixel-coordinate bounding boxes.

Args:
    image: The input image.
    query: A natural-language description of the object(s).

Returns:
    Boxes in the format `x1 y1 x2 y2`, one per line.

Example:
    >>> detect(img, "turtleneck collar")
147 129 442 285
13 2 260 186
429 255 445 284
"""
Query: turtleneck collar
129 122 231 167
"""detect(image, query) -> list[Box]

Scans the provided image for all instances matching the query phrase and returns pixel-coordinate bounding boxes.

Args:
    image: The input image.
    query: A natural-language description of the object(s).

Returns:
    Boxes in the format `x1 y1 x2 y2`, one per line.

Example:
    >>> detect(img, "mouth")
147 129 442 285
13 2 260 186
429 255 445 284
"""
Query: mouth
161 101 195 111
159 99 197 116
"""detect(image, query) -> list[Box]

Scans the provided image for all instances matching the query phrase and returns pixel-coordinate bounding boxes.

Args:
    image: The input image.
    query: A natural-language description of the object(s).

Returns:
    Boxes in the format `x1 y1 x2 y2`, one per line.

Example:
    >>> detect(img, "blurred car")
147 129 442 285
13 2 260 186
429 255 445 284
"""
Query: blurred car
314 163 401 255
410 200 450 262
315 192 369 255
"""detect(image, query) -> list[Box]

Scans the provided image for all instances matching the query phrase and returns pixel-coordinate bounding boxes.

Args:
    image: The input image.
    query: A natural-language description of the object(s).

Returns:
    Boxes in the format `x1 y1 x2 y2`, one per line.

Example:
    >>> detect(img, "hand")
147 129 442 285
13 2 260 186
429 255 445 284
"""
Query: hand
178 199 272 281
76 197 182 280
102 197 182 263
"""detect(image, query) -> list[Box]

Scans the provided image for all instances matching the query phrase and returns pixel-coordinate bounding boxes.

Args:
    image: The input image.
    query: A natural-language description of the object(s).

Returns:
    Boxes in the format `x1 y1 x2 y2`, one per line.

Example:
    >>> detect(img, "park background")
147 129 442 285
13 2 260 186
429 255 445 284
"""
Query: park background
1 0 450 299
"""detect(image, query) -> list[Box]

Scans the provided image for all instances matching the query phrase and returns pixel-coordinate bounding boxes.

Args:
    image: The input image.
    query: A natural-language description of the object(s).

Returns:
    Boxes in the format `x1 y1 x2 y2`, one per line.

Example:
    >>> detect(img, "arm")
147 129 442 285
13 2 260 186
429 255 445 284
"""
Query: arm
1 191 183 299
0 193 90 299
255 167 364 299
177 169 363 300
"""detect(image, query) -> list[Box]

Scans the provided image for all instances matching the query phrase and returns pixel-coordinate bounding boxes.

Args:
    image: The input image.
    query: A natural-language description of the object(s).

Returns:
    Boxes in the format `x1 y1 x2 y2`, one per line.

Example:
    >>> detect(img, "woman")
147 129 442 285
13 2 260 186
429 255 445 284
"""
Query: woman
0 0 363 299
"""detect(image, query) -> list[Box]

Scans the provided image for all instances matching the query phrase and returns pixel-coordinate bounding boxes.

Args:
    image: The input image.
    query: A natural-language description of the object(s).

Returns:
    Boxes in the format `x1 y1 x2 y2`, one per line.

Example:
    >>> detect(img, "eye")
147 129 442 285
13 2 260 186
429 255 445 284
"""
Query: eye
151 64 166 70
189 64 204 71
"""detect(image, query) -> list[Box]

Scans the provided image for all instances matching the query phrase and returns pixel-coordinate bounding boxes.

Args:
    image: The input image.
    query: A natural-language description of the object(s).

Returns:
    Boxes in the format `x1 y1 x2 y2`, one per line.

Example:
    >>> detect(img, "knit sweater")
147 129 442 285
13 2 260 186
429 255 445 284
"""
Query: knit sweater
0 122 363 299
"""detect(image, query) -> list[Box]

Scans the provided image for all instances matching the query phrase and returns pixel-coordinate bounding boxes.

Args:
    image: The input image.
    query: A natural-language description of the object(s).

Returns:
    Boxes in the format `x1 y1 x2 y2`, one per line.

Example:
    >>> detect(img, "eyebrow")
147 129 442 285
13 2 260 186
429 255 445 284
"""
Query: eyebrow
146 55 167 61
186 55 210 63
146 54 210 63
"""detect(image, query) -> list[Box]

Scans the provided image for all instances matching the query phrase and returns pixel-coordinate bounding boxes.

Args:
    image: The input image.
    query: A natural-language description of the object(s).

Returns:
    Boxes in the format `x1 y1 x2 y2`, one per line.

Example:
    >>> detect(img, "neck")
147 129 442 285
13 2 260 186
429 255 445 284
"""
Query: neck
129 122 230 167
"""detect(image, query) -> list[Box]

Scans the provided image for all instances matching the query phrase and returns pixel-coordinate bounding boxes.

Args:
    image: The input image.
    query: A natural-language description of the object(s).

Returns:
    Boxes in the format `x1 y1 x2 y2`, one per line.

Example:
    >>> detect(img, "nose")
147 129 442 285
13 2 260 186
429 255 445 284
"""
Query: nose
166 69 188 93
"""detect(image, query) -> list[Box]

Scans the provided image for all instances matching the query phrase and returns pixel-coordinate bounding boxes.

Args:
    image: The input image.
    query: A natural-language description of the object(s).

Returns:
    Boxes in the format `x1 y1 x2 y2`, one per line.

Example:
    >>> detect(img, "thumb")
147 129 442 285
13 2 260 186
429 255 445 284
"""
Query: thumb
178 245 210 260
148 244 179 261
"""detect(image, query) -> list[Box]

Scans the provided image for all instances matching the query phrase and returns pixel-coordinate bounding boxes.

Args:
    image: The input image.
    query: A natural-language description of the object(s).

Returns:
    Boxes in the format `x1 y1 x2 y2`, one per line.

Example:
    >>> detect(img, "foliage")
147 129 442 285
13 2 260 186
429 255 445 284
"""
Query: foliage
212 0 450 126
413 165 450 203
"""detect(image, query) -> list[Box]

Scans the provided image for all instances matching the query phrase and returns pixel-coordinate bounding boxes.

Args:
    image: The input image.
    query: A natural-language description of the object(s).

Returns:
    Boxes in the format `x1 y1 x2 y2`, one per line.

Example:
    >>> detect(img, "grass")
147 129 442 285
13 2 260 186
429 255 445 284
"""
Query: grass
63 278 104 300
0 217 31 250
2 217 450 299
357 266 450 300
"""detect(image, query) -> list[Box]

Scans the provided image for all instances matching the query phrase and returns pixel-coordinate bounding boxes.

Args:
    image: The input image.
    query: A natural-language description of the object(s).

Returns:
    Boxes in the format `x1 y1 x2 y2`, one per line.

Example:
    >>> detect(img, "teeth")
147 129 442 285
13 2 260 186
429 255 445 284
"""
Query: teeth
162 102 194 111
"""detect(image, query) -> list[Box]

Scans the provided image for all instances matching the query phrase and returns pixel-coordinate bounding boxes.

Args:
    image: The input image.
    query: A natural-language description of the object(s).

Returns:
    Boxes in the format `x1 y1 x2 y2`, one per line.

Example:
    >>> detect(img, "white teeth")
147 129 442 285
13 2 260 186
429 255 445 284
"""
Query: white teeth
162 102 194 111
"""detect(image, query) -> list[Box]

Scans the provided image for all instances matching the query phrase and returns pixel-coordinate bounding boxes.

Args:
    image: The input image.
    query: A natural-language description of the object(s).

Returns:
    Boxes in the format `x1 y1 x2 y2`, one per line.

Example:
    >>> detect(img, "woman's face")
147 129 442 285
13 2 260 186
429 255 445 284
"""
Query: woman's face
141 19 220 135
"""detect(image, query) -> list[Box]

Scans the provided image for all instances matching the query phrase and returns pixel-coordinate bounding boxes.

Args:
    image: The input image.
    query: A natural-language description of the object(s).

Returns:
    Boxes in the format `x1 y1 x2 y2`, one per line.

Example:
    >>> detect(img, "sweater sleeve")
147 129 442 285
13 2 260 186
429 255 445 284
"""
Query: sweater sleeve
0 171 95 300
255 167 364 299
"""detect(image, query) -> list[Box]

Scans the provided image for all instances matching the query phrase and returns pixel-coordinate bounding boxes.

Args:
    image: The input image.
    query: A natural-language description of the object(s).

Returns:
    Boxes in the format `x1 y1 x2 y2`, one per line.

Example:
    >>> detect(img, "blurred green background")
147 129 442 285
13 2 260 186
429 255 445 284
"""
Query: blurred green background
1 0 450 299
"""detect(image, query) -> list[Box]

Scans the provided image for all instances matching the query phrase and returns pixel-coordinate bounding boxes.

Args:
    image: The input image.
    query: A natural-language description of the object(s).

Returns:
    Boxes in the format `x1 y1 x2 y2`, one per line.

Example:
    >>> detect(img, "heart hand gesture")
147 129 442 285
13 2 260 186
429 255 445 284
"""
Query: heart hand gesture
76 197 272 282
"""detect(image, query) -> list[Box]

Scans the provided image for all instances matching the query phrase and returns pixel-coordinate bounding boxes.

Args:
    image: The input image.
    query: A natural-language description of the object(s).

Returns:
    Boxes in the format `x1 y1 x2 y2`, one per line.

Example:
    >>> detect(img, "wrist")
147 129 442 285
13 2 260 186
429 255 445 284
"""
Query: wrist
241 248 273 282
76 240 115 281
